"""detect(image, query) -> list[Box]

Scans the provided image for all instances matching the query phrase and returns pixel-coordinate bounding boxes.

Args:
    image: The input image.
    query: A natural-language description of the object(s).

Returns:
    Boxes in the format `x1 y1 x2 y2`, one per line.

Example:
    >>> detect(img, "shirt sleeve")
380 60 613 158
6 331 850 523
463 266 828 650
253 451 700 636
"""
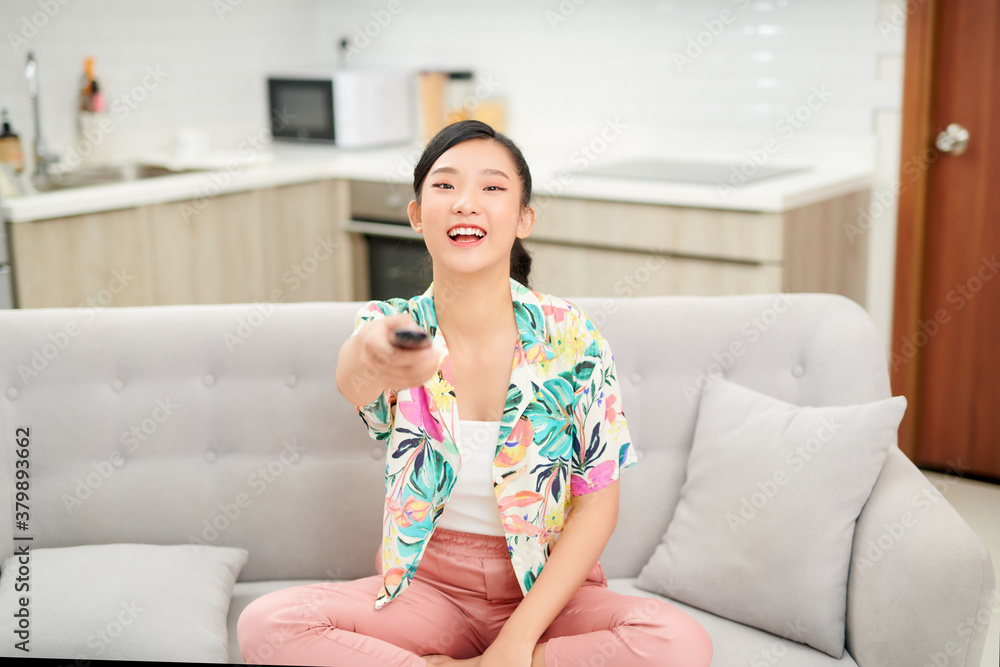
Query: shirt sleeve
351 300 399 442
570 334 638 496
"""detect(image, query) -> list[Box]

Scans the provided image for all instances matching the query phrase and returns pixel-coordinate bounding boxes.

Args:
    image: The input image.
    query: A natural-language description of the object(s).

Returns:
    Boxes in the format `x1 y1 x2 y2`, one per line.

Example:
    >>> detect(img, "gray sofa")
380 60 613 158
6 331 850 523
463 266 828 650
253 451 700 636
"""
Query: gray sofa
0 293 994 665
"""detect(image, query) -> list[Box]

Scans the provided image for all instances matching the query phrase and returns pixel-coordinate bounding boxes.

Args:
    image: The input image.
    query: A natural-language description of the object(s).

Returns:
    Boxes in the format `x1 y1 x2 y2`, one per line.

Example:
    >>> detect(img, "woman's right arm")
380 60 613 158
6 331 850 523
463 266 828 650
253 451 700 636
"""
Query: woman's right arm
335 313 441 407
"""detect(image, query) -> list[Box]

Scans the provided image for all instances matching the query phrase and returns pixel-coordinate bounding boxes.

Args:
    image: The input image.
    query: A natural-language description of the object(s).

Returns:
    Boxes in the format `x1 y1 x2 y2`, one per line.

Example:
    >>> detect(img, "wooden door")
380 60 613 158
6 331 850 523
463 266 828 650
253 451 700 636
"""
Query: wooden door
892 0 1000 480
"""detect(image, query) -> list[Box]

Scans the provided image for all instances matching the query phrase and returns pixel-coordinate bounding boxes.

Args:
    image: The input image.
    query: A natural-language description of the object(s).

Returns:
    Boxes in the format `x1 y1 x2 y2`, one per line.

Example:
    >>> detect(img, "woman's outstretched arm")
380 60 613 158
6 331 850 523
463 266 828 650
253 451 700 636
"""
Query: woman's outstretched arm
487 478 622 665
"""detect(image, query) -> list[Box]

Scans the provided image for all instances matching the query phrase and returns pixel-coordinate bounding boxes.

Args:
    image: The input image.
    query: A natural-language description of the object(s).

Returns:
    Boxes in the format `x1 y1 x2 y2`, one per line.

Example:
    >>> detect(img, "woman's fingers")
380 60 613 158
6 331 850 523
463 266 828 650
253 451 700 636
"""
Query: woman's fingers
359 315 440 390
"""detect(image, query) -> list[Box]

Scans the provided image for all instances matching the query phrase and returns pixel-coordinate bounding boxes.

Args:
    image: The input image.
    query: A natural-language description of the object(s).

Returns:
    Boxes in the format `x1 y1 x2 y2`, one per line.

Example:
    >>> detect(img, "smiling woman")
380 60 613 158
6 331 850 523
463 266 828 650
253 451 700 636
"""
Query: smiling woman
409 122 533 288
236 120 713 667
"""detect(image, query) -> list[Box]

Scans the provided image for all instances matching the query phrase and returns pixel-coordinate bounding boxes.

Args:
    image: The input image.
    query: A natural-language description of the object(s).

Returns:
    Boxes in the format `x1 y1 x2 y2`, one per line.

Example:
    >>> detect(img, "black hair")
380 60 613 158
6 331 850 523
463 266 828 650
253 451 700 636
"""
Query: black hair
412 120 533 287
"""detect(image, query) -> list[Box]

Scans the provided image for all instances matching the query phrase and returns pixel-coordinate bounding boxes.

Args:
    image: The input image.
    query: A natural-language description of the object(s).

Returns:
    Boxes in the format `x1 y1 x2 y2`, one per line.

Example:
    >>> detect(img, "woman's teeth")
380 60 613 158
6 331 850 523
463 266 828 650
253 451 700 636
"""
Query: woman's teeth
448 227 486 241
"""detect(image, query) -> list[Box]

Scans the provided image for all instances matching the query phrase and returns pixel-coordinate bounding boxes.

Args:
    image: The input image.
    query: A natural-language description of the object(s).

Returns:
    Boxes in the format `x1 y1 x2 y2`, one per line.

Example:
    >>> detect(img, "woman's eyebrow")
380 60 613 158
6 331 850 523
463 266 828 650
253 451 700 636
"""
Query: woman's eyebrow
429 166 510 180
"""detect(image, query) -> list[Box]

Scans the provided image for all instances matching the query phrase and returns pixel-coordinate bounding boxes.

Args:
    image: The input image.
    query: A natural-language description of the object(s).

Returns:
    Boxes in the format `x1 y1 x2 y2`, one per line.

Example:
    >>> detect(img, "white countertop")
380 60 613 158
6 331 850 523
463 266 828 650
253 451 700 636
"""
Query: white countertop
1 133 873 223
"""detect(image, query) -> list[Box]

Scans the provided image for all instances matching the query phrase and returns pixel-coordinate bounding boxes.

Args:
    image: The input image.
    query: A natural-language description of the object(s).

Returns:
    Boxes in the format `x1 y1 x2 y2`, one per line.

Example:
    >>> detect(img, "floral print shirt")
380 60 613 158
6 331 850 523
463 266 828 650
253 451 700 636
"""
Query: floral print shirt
352 277 638 610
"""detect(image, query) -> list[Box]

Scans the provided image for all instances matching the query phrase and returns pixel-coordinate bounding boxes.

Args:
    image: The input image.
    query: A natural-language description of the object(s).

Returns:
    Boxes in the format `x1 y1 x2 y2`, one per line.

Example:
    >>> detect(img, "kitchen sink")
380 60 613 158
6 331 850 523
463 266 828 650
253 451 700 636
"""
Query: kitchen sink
30 163 206 193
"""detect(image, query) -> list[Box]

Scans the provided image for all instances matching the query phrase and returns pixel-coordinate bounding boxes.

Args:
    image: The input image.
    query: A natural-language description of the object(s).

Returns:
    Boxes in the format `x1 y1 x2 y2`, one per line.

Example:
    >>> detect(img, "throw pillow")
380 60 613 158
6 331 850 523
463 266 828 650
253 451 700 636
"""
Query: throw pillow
635 377 906 658
0 543 248 662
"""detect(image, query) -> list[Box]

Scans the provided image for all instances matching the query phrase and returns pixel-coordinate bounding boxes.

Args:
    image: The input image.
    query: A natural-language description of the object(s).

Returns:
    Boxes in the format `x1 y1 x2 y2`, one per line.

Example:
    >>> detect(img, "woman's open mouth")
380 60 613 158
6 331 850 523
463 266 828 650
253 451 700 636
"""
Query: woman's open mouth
447 225 487 246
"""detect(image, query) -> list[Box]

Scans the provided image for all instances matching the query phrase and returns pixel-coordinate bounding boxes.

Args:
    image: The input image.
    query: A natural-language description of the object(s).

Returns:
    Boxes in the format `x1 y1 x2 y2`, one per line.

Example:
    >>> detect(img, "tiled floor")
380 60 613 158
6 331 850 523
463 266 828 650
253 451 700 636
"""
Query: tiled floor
921 471 1000 667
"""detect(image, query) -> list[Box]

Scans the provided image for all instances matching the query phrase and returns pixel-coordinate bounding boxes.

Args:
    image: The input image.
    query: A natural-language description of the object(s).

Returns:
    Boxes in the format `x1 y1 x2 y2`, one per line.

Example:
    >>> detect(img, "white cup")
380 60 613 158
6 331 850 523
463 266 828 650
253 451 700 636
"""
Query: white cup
173 128 209 161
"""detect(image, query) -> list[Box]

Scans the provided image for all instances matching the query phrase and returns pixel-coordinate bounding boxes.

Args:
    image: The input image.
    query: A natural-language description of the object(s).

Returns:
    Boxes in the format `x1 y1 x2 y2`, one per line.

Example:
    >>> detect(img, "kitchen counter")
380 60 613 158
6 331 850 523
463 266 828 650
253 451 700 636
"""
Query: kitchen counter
1 136 873 223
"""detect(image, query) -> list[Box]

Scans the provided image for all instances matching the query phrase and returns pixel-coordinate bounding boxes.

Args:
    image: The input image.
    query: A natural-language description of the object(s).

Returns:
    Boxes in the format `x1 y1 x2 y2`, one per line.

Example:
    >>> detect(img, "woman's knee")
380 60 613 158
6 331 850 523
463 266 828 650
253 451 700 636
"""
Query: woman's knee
657 602 712 667
237 590 317 664
625 598 712 667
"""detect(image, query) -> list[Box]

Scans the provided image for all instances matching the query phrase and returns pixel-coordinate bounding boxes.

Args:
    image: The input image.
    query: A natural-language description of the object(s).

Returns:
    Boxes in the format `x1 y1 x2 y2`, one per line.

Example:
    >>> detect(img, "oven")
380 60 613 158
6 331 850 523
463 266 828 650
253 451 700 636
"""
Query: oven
343 180 432 302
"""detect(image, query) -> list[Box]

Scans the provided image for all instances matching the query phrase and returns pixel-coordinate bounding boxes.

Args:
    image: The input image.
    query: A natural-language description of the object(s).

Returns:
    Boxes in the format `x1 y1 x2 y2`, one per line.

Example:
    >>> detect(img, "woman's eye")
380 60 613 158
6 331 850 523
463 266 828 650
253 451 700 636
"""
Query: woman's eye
484 186 507 191
432 182 453 189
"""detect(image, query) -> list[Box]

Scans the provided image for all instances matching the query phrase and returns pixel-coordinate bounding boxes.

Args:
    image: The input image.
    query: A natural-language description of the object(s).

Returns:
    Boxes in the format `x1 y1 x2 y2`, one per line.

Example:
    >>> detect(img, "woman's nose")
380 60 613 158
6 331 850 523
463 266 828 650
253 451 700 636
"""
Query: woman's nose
451 187 480 215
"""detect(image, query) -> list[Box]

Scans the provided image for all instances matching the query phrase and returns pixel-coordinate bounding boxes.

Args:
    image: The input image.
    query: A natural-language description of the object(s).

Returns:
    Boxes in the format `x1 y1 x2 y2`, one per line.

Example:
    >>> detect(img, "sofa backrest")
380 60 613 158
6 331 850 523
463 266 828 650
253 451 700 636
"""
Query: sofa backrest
0 293 891 581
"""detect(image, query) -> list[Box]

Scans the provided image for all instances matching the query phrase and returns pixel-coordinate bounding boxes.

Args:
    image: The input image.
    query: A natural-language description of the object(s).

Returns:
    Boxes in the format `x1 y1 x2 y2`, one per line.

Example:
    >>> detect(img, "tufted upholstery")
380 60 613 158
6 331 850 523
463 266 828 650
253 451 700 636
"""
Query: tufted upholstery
0 293 993 666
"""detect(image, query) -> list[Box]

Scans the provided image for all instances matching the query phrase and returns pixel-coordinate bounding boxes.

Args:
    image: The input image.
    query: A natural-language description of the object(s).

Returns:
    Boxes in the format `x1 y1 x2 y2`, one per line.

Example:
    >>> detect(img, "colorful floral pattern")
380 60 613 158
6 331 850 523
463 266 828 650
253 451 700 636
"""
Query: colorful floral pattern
352 277 638 610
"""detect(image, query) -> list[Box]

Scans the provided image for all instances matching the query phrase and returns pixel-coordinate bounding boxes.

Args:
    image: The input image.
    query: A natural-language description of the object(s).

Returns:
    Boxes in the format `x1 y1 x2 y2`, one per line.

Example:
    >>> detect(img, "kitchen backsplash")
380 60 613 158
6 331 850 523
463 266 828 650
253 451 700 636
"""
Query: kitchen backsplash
0 0 904 161
321 0 904 142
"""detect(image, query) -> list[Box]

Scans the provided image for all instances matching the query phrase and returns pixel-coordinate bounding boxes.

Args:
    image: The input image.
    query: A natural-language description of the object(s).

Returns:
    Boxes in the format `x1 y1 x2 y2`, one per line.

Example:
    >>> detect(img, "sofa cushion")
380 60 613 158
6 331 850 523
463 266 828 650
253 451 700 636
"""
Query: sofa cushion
635 377 906 658
606 580 861 666
0 543 247 662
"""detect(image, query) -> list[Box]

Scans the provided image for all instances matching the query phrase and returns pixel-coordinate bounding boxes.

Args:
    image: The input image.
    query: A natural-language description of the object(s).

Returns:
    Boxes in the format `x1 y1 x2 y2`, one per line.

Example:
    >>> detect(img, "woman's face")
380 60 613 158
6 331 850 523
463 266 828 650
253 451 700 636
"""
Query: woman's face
408 139 534 279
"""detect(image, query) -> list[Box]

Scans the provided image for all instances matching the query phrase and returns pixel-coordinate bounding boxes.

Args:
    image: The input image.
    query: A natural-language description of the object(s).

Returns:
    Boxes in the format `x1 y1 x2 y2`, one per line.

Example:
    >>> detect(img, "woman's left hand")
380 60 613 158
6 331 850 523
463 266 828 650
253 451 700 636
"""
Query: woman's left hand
474 640 535 667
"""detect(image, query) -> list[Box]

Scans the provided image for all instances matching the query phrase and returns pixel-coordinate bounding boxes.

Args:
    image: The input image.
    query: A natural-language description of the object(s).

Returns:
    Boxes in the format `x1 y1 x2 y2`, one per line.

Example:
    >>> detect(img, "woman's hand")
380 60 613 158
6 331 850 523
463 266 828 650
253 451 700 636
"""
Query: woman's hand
336 313 441 406
360 314 440 390
475 640 535 667
421 640 536 667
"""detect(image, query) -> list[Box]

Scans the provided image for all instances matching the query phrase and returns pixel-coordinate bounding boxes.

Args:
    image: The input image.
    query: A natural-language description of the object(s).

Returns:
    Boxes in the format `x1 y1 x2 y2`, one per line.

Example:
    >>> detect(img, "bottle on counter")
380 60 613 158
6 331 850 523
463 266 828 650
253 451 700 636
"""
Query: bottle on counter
79 56 96 111
76 56 111 167
0 109 25 174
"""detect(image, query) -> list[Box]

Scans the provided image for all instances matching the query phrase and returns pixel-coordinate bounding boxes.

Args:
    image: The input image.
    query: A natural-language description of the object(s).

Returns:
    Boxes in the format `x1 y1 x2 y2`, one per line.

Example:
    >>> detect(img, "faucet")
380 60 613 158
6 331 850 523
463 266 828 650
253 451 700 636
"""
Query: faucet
24 51 59 181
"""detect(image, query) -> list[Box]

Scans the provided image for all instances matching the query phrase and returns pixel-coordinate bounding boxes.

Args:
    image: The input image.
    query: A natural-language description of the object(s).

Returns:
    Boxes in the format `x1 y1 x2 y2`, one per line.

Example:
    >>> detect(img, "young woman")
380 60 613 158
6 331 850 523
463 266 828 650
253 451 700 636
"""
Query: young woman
237 120 712 667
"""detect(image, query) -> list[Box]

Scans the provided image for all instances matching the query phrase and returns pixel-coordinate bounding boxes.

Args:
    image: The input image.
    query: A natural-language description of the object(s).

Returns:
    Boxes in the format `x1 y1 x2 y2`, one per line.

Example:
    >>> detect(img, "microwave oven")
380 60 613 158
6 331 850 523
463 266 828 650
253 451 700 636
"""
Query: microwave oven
267 70 413 149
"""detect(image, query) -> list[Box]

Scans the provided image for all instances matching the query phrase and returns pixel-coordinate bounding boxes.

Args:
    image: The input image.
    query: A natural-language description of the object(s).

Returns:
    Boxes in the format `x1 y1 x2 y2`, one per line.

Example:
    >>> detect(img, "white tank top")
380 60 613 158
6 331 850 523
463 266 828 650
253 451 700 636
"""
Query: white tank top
436 420 507 536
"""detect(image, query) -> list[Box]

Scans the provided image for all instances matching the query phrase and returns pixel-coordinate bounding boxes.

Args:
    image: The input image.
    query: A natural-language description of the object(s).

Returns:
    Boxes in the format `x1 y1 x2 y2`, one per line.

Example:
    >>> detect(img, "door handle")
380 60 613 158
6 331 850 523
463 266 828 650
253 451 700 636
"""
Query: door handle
935 123 970 156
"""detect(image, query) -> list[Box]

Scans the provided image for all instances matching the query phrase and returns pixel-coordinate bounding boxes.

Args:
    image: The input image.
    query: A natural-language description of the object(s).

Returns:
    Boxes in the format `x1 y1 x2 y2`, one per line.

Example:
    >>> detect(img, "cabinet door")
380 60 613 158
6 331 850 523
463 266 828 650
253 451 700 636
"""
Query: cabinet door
523 241 782 298
145 179 352 305
533 197 783 262
9 207 157 308
262 179 352 302
146 188 272 305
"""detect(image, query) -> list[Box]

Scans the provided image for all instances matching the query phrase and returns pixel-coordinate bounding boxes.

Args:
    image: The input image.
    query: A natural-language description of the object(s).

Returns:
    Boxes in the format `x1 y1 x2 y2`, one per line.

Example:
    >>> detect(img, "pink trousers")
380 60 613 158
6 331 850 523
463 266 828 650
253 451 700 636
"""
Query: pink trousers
237 527 712 666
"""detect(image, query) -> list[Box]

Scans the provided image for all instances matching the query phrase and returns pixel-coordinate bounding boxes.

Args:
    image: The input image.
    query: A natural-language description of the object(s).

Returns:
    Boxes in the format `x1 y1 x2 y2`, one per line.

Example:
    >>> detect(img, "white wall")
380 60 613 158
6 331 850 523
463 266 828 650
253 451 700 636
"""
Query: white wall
320 0 906 353
0 0 907 353
0 0 321 160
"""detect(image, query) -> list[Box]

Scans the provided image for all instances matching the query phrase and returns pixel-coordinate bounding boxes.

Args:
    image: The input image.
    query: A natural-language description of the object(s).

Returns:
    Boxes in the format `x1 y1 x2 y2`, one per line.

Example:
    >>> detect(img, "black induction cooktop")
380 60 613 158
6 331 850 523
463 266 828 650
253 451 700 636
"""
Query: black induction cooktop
581 158 812 186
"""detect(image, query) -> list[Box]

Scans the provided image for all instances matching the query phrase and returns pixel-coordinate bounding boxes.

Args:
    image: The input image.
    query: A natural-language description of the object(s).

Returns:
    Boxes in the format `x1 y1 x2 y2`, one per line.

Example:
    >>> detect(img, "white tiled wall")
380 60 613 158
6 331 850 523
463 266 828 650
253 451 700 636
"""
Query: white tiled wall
0 0 322 159
0 0 906 352
320 0 903 137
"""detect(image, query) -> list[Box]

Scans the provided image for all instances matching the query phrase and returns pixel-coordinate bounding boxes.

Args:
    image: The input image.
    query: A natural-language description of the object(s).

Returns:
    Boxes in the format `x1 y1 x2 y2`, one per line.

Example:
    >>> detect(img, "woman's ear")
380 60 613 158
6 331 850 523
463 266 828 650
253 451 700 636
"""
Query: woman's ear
516 205 536 239
407 199 422 232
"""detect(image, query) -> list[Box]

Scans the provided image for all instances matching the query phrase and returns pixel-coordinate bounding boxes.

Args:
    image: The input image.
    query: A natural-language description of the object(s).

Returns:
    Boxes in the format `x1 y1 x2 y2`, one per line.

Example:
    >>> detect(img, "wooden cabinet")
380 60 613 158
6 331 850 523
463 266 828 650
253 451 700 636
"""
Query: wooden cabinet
9 179 352 308
523 190 869 304
8 176 868 308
